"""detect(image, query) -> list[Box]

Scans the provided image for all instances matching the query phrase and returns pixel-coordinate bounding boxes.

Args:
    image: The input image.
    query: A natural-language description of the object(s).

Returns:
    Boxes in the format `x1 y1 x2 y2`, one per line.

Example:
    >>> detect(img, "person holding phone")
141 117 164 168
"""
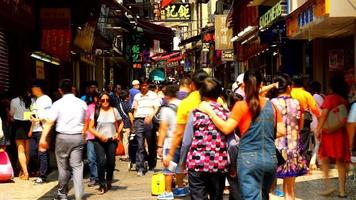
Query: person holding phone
89 92 123 195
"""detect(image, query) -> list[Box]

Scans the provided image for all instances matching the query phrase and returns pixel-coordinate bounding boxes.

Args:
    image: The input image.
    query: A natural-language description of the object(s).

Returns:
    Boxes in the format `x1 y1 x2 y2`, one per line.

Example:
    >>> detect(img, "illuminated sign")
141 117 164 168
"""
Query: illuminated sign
259 1 287 30
160 4 191 21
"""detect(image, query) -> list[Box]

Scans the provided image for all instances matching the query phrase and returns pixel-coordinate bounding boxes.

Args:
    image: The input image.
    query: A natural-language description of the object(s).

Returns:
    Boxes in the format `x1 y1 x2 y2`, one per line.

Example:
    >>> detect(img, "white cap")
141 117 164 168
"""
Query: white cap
236 73 244 86
132 80 140 86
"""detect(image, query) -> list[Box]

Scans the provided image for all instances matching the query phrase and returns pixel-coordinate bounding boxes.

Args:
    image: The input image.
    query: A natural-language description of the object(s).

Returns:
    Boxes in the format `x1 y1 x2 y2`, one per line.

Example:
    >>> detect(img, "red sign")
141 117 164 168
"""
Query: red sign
41 30 71 61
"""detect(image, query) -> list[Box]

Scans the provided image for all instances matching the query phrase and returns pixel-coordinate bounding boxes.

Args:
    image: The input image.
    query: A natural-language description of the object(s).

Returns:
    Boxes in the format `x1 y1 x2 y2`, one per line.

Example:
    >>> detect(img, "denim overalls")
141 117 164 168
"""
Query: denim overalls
237 101 277 200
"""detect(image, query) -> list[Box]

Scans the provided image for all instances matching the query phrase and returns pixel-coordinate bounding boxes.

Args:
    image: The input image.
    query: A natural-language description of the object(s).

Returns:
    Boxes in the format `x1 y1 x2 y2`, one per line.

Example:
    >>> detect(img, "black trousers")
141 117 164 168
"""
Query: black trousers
94 140 117 187
188 170 226 200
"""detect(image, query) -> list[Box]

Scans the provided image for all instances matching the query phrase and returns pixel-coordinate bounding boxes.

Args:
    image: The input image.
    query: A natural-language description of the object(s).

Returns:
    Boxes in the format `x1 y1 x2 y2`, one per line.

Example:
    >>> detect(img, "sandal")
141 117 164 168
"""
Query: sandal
97 186 107 195
19 173 29 180
338 193 347 198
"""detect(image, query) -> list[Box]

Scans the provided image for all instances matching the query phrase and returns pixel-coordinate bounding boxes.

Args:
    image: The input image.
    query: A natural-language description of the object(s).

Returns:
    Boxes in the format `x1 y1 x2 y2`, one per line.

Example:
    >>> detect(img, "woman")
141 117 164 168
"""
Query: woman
198 70 285 200
89 92 123 194
316 73 350 198
10 89 33 180
181 78 230 200
270 73 308 200
83 92 99 187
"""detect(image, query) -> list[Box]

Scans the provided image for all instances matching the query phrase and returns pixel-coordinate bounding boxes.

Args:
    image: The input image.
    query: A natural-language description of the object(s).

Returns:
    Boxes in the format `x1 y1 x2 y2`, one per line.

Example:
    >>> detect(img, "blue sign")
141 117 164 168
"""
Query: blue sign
298 6 314 28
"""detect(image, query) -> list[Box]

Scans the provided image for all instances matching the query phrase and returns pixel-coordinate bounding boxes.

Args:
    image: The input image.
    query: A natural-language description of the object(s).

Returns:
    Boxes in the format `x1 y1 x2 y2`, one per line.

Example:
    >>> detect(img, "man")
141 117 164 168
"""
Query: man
40 79 87 200
81 81 98 105
291 74 320 164
163 70 213 168
111 84 122 107
132 79 161 176
129 80 140 106
30 80 52 184
156 84 186 199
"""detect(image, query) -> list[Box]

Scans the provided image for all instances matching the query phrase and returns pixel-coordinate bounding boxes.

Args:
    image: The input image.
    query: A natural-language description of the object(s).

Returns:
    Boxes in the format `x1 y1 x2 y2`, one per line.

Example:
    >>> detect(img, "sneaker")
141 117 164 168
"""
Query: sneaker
53 193 68 200
137 170 144 177
274 189 285 197
173 187 188 197
34 177 46 184
157 192 174 200
88 180 98 187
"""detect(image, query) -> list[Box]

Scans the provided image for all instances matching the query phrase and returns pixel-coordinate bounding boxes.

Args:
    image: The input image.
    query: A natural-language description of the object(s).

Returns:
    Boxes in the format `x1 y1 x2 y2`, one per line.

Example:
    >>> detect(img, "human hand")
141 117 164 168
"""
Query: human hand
157 147 163 158
39 137 48 150
163 154 172 168
99 134 109 143
144 116 153 125
316 128 322 140
197 101 213 115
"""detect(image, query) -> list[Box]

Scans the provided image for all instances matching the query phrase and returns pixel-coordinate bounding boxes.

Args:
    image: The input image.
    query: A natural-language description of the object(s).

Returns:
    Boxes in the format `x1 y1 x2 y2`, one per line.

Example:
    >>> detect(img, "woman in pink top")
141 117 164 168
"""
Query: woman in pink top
84 92 99 187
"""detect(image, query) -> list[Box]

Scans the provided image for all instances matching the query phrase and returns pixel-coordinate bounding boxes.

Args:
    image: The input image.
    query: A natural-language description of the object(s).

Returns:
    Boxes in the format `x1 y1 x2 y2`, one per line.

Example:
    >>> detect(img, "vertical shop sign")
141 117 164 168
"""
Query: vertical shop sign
74 18 96 52
328 49 344 71
36 61 45 79
215 15 233 50
132 44 142 63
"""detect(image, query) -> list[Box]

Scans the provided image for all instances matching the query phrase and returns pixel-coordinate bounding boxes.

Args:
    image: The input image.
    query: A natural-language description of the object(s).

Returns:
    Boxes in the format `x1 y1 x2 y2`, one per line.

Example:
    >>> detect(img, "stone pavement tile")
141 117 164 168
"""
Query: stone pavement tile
0 171 58 200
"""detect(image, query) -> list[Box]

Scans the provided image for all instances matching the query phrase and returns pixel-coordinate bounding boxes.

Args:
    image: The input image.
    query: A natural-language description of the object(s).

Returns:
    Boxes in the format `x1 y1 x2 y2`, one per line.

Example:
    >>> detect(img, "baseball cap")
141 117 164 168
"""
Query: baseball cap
132 80 140 86
236 73 244 86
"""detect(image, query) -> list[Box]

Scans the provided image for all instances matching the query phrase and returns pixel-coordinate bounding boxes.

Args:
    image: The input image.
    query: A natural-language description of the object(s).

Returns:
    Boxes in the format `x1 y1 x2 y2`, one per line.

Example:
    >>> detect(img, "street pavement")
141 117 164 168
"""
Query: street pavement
0 159 355 200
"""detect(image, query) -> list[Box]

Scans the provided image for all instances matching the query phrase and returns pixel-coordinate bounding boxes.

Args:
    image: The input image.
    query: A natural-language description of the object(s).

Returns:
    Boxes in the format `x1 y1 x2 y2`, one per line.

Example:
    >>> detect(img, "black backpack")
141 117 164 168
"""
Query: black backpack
152 104 178 129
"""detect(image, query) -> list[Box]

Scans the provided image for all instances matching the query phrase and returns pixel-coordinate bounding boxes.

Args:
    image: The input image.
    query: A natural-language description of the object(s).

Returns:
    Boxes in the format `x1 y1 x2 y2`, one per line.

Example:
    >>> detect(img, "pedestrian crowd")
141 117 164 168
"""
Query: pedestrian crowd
0 69 354 200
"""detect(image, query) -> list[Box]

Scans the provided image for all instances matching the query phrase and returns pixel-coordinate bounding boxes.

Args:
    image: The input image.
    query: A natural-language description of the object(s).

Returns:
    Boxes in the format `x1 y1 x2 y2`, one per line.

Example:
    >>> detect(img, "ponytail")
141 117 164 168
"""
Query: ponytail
244 70 262 120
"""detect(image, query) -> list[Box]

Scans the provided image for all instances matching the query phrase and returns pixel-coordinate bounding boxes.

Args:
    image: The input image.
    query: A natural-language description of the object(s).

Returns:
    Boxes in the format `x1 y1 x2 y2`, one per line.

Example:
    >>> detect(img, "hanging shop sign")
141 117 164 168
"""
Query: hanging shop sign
287 0 327 37
74 18 96 52
215 15 233 50
35 61 45 80
259 1 287 30
159 3 191 21
222 49 234 61
131 44 142 63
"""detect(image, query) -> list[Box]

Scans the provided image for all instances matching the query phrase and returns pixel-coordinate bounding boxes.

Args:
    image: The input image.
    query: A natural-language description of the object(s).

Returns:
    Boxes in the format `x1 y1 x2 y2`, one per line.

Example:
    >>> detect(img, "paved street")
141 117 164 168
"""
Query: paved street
0 158 355 200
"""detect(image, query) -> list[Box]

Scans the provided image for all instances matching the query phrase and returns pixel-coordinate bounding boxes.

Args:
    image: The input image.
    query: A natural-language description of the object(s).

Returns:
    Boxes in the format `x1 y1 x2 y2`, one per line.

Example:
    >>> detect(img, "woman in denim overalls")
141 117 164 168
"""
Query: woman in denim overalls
199 69 285 200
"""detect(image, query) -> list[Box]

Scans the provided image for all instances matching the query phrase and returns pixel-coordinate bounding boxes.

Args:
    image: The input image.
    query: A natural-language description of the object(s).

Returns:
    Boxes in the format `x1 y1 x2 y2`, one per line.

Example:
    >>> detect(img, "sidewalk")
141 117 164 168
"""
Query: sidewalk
0 159 355 200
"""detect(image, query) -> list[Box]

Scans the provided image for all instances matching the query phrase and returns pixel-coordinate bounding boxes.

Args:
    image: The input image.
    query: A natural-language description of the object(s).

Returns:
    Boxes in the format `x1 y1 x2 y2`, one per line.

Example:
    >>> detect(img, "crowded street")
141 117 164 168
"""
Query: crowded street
1 0 356 200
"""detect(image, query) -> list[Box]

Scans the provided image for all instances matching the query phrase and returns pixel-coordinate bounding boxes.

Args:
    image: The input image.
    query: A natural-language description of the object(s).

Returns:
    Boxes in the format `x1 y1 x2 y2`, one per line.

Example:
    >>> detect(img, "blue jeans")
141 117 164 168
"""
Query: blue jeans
87 140 98 182
30 131 48 178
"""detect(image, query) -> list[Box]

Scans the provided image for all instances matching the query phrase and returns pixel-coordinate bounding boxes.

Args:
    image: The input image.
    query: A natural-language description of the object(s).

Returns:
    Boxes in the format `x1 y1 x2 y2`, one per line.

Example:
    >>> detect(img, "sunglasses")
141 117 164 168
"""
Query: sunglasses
100 98 110 103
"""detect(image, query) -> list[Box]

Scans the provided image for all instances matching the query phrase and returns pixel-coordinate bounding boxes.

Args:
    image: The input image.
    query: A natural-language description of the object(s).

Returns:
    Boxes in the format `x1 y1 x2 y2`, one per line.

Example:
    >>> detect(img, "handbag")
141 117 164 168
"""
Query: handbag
0 151 13 182
115 140 125 156
322 104 348 133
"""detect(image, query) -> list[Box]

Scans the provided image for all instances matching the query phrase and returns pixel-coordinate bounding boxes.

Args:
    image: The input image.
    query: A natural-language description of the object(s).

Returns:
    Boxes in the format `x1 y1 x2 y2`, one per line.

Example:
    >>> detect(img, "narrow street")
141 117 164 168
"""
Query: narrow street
0 158 355 200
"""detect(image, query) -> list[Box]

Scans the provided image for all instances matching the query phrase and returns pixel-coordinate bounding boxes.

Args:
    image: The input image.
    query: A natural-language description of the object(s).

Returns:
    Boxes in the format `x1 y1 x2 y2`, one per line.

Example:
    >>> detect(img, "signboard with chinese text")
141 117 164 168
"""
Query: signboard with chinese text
36 61 45 79
160 4 191 21
222 49 234 61
259 1 287 30
215 15 233 50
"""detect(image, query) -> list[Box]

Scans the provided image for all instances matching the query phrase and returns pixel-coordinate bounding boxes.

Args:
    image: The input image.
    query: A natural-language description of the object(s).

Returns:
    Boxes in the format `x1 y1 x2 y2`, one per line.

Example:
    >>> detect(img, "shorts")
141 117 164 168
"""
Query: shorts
162 147 182 175
13 120 31 140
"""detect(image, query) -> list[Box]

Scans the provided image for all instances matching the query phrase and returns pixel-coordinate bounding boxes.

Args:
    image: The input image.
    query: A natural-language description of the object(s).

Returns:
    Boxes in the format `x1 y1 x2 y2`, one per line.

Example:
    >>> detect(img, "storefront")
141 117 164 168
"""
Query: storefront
287 0 356 93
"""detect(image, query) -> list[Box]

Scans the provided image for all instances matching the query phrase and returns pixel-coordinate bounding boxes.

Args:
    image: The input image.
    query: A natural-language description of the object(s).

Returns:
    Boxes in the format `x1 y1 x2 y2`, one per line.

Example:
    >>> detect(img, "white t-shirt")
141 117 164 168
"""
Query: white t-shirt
90 108 122 138
32 95 52 132
10 97 33 121
160 99 180 149
348 103 356 123
49 94 87 134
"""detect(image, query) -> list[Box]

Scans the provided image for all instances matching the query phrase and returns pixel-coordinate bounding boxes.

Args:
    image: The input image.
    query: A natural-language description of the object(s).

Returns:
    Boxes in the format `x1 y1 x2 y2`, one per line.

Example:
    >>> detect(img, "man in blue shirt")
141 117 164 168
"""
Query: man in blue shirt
129 80 140 106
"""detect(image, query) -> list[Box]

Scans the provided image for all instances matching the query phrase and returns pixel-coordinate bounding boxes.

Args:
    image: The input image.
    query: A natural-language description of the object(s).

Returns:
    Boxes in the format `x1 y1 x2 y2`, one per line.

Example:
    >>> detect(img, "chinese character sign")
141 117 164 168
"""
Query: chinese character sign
215 15 233 50
132 44 142 63
160 3 191 21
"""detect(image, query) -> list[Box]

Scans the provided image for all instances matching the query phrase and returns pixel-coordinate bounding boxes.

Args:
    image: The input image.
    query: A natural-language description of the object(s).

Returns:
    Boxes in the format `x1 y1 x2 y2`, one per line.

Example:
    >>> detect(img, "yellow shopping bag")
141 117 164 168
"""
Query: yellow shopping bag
151 173 165 196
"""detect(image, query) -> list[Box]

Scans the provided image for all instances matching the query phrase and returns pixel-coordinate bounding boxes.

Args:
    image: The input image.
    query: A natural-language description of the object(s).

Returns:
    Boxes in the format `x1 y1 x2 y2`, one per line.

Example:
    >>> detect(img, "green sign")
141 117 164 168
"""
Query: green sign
259 1 287 29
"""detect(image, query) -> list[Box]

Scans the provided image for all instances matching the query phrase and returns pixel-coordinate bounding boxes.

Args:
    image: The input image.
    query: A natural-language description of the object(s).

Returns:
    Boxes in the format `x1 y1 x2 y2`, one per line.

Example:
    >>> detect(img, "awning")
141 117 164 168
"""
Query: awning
167 54 184 62
149 68 165 81
137 20 174 52
152 52 180 61
179 34 202 46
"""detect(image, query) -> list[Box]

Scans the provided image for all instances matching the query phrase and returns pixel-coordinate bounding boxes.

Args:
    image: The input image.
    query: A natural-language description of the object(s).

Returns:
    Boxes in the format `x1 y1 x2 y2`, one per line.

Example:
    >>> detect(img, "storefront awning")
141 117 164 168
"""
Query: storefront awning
137 20 174 52
149 68 165 81
179 35 202 46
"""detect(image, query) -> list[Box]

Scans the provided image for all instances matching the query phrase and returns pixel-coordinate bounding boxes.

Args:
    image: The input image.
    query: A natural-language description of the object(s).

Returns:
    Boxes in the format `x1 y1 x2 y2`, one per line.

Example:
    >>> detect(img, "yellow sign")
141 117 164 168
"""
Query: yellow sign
160 4 191 21
215 15 233 50
36 61 45 79
259 1 287 29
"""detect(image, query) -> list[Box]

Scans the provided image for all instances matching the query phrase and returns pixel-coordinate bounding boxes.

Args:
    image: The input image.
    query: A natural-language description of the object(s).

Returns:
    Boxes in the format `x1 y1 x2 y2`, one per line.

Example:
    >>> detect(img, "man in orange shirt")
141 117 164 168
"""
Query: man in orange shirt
291 74 320 164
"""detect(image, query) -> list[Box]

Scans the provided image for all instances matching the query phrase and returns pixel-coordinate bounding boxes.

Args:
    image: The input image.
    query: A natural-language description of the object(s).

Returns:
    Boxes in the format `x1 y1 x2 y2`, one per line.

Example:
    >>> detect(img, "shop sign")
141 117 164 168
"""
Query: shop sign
259 1 287 30
41 29 71 61
215 15 233 50
222 49 234 61
298 6 314 28
0 0 34 29
35 61 45 80
132 44 142 63
74 18 96 52
159 4 191 21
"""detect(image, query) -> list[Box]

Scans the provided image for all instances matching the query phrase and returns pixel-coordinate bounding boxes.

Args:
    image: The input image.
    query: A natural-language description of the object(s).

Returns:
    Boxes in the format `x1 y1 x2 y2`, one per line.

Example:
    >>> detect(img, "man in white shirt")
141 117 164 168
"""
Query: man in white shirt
40 79 87 200
30 80 52 184
132 79 161 176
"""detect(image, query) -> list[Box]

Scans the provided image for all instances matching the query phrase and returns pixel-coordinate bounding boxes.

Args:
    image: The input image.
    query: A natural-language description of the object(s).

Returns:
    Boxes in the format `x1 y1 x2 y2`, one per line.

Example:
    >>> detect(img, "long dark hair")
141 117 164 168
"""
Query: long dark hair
18 87 32 109
244 69 262 120
330 72 349 99
94 92 113 127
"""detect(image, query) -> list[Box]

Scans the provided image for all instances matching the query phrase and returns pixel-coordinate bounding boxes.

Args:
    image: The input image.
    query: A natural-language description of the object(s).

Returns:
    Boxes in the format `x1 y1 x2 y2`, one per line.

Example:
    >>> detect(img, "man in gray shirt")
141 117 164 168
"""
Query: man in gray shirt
40 79 87 200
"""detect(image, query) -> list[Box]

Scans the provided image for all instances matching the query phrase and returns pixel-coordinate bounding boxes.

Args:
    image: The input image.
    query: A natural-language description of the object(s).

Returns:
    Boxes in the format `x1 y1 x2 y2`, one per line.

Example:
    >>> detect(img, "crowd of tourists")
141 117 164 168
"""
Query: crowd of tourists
0 69 355 200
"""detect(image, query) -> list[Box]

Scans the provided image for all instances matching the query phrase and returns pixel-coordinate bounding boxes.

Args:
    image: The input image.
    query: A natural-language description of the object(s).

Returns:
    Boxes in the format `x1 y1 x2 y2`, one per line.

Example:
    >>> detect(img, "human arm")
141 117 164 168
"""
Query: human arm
347 123 355 150
198 101 238 135
163 123 185 167
260 82 278 97
129 112 134 130
38 119 54 150
316 109 329 139
179 112 194 167
88 119 109 143
157 120 168 157
308 93 320 117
